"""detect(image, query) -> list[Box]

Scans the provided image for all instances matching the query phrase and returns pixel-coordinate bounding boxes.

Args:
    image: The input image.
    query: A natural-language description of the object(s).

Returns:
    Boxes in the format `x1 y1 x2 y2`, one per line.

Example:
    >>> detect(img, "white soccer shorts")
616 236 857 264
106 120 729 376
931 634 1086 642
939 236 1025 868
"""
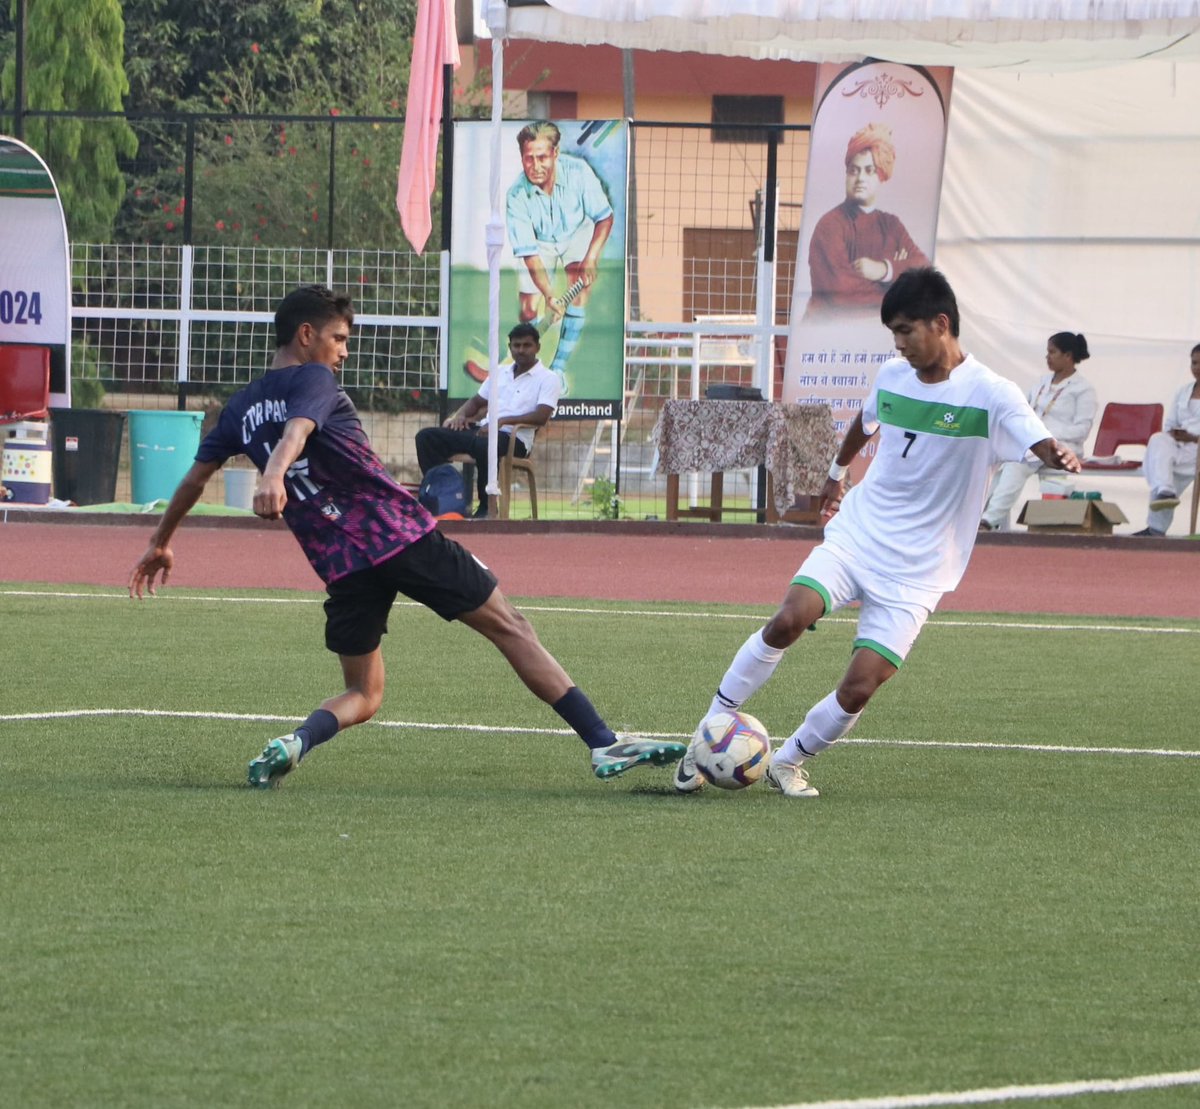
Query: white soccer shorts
791 542 942 668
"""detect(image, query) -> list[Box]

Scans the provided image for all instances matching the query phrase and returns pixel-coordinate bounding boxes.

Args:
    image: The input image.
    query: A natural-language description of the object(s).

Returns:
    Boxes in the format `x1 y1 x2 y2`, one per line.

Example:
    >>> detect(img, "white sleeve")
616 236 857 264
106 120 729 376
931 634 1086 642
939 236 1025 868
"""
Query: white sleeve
991 377 1052 463
860 375 882 435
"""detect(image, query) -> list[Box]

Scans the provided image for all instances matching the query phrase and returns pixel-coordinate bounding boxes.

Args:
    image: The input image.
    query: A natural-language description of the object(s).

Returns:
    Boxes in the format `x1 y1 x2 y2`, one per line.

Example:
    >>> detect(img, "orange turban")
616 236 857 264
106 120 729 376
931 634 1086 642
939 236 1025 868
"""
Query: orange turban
844 123 896 182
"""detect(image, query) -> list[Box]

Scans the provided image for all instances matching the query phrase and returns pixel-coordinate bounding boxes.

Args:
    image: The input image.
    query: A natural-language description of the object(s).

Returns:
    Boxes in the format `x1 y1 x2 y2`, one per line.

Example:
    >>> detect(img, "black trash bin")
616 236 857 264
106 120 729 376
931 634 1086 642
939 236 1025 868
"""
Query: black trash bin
49 408 126 505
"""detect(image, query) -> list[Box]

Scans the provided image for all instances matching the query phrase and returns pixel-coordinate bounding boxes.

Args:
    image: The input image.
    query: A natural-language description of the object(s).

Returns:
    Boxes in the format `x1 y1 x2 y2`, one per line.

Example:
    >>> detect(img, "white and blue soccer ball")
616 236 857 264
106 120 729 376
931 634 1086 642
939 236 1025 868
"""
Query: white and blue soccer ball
694 711 771 790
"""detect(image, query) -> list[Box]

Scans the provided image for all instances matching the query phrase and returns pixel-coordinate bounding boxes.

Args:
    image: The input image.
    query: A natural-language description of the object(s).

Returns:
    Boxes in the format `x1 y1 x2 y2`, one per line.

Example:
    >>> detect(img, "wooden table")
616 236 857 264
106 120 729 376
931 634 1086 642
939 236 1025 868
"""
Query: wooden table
651 399 837 523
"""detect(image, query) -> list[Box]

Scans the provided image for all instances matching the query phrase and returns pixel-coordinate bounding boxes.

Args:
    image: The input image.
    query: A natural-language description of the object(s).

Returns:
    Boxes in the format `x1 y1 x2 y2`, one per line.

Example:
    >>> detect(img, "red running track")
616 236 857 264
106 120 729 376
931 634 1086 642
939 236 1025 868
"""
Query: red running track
1 517 1197 619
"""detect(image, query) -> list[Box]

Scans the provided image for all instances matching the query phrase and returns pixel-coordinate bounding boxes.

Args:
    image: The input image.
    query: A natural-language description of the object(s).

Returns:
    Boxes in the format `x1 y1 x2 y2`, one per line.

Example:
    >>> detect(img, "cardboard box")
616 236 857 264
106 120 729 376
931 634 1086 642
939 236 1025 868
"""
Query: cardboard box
1017 498 1129 534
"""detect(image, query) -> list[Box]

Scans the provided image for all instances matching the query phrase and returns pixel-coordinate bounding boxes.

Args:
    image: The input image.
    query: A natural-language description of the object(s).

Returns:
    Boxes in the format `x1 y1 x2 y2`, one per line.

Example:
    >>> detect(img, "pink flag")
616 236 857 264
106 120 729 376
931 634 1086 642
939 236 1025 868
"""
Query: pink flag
396 0 460 255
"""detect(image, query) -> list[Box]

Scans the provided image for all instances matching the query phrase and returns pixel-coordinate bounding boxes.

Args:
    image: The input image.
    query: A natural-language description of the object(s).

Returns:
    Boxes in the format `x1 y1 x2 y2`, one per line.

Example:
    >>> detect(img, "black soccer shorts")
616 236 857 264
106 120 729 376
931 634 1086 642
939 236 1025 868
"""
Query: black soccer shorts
322 529 497 656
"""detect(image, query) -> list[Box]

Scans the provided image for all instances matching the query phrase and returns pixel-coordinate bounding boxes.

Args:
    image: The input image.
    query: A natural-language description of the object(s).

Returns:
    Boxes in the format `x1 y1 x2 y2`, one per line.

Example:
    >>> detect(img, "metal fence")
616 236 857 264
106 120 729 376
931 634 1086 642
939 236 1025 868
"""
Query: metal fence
5 109 415 252
53 116 811 519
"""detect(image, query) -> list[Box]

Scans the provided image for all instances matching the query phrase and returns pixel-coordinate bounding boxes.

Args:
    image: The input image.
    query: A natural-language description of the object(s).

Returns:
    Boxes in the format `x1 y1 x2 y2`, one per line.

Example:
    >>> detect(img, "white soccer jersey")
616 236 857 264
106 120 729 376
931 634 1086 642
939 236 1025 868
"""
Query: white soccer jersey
825 354 1051 593
477 360 561 451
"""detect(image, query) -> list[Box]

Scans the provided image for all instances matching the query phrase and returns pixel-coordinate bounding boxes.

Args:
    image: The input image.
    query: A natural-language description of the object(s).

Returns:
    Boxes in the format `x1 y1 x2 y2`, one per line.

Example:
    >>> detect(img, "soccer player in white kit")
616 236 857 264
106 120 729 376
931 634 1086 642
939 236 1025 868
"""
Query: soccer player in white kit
675 267 1083 798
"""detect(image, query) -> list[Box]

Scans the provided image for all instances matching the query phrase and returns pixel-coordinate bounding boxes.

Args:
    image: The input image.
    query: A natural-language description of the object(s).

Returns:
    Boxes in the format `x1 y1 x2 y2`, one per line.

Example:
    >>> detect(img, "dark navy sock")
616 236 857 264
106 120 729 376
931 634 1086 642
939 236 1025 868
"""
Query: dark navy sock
552 686 616 750
295 708 340 757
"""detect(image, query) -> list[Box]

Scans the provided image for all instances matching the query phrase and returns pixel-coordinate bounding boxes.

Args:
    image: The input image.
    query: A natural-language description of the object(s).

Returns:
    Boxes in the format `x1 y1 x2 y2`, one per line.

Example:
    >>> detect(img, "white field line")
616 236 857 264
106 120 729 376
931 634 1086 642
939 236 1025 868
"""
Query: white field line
0 589 320 605
1 588 1198 636
1 709 1198 760
743 1065 1200 1109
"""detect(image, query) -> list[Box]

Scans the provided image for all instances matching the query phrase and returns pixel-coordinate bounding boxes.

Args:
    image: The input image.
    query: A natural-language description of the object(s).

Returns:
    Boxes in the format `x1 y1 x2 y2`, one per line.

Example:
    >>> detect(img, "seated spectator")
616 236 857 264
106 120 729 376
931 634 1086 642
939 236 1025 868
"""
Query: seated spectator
1132 342 1200 536
415 323 559 519
980 331 1098 530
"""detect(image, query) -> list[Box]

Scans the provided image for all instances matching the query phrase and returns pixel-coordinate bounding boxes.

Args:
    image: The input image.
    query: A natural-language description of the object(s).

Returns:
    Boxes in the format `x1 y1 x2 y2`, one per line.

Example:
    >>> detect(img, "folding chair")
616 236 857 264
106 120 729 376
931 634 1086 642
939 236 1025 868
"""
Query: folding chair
498 424 539 520
449 424 540 519
1081 402 1163 476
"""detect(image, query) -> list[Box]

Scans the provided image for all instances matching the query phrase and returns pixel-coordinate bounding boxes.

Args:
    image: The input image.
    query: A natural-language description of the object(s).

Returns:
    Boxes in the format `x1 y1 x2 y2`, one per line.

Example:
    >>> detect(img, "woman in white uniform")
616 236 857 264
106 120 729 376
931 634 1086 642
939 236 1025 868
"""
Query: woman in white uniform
980 331 1097 531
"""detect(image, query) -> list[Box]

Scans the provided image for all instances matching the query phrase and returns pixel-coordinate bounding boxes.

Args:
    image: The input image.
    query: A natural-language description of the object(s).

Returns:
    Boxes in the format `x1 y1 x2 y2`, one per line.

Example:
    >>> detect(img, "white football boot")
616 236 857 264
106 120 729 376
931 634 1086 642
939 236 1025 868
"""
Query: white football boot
673 724 706 794
764 755 820 799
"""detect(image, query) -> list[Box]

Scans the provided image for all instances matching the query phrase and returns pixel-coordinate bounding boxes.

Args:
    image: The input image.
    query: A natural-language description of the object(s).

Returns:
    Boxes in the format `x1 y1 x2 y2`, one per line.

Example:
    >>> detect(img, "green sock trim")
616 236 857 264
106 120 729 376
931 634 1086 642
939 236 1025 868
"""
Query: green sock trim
853 638 903 668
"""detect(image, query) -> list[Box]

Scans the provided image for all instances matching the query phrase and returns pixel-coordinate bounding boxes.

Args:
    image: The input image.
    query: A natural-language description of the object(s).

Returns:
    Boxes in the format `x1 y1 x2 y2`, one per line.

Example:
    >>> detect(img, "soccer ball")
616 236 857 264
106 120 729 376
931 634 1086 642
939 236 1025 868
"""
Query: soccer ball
693 711 771 790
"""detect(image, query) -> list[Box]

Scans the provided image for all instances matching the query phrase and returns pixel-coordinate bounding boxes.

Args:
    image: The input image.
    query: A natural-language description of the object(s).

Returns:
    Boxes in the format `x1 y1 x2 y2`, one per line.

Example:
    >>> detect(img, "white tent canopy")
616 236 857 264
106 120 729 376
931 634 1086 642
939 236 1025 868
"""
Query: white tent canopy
503 1 1200 68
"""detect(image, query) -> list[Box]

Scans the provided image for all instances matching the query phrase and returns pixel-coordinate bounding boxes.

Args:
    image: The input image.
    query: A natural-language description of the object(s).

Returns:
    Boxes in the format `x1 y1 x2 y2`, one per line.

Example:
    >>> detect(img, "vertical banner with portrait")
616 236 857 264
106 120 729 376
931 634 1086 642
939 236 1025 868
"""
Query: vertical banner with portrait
449 119 627 419
0 136 72 406
783 63 953 475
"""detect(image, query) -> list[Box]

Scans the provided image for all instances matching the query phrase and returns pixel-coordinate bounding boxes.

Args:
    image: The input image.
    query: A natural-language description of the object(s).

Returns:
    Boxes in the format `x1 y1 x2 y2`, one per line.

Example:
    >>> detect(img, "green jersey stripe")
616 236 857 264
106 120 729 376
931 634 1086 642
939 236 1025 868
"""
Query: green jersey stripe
877 389 989 438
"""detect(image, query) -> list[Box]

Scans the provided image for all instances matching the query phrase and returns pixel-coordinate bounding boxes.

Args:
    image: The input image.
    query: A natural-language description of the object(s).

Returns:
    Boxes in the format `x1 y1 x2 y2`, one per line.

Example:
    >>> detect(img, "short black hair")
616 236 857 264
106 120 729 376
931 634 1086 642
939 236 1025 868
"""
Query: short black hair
880 267 960 337
1049 331 1089 363
274 285 354 348
507 322 540 344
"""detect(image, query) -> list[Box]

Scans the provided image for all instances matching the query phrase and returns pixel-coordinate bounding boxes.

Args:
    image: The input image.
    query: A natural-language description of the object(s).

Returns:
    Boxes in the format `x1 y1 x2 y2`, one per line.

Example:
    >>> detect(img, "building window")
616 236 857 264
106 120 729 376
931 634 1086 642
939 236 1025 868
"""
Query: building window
711 95 784 143
525 91 579 120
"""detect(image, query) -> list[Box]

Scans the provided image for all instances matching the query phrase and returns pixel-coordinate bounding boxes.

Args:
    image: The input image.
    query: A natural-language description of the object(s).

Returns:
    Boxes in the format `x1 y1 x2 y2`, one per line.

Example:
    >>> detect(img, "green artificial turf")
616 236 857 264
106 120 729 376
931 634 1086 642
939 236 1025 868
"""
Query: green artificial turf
1 585 1197 1108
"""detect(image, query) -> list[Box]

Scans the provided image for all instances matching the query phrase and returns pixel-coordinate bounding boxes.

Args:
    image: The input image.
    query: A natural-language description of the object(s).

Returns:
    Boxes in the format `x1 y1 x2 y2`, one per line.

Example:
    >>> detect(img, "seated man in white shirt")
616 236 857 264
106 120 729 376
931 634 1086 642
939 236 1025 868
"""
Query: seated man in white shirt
1133 342 1200 536
415 323 560 518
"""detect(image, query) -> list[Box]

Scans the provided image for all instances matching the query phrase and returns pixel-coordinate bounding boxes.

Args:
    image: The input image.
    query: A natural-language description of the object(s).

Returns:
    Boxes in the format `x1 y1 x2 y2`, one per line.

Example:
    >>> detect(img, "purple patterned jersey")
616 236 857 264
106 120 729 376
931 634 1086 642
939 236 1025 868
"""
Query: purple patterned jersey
196 362 436 582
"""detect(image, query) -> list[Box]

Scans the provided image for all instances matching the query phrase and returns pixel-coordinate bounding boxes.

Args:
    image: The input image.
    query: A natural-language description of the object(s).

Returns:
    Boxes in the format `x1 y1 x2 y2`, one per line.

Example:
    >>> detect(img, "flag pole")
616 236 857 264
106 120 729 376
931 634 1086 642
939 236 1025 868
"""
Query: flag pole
483 0 509 516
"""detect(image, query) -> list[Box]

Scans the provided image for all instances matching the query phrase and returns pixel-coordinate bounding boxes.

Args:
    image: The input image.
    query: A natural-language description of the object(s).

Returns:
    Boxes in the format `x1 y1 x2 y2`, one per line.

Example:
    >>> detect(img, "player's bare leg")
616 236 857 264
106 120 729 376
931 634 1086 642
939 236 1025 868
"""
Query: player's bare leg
767 648 898 799
679 583 826 793
458 588 572 703
459 587 684 778
518 290 541 324
248 649 385 788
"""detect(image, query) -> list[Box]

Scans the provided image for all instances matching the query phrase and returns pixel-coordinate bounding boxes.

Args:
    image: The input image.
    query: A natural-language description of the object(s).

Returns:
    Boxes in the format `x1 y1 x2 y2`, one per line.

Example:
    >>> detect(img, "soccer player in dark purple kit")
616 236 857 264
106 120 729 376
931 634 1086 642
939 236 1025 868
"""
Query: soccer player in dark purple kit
129 285 683 786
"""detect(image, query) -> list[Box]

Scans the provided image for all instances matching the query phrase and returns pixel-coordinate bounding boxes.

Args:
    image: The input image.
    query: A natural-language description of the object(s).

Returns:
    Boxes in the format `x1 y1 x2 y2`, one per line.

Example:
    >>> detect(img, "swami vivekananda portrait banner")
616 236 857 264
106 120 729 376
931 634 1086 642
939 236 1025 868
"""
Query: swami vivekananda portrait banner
783 62 953 475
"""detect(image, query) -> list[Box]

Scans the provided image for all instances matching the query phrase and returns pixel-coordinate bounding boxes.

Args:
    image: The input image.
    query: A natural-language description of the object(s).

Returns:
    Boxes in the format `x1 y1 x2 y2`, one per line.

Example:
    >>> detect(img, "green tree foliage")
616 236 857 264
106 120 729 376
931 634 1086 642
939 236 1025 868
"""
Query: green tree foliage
122 0 418 114
0 0 138 240
118 0 423 252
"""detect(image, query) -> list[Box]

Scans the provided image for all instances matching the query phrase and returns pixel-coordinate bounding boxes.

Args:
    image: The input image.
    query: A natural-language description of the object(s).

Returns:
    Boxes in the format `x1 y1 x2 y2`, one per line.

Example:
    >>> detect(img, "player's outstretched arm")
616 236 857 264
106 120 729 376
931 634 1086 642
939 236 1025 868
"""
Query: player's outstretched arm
821 413 875 518
1030 437 1082 473
129 459 221 598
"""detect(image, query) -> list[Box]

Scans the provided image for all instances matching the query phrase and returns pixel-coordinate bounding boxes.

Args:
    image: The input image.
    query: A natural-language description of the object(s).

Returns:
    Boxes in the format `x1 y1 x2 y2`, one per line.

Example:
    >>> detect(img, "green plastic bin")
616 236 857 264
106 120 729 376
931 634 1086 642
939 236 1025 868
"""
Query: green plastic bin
129 409 204 504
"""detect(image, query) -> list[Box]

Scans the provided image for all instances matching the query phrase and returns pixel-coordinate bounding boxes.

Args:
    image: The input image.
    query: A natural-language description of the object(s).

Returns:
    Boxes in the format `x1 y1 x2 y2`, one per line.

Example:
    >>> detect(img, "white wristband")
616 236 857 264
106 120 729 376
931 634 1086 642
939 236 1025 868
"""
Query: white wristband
828 460 849 482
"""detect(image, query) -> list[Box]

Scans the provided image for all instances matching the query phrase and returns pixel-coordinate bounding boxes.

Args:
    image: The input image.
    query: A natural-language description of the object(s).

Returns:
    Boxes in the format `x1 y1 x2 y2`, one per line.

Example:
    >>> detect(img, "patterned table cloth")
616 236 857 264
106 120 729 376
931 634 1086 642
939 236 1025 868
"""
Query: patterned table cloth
651 399 839 517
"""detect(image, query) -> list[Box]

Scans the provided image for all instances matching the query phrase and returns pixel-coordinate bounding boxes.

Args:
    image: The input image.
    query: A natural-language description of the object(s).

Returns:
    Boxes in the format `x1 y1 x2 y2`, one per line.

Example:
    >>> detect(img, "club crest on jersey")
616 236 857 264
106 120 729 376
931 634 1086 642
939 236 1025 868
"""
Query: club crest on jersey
320 502 343 521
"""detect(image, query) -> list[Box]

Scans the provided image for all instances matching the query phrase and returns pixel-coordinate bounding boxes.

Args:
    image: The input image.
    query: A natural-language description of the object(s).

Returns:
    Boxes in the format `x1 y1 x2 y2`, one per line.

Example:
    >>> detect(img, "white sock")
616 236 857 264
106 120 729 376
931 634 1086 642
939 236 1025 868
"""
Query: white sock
706 629 785 718
776 690 861 763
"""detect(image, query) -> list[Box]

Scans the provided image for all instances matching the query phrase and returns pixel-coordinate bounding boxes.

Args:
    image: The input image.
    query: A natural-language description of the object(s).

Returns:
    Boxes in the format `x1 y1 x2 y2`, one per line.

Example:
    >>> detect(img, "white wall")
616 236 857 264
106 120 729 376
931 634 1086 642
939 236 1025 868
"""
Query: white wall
937 62 1200 534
